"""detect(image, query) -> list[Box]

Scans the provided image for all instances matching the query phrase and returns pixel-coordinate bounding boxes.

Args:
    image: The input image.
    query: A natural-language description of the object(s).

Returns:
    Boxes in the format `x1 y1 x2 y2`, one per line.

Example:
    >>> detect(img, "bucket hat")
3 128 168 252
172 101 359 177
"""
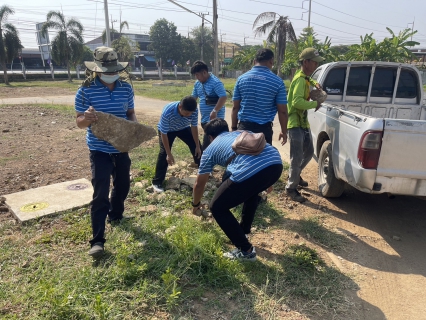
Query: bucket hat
299 48 324 62
84 46 128 73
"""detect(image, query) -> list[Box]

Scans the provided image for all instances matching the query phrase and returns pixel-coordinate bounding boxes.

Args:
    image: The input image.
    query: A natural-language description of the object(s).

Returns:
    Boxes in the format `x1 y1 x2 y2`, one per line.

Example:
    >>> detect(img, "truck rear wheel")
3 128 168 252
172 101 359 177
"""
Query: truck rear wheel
318 140 345 197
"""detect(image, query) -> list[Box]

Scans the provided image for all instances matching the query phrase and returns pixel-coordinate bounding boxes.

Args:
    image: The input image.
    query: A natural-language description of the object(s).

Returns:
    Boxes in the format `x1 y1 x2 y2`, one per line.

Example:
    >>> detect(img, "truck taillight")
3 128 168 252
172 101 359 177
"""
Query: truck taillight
357 131 383 169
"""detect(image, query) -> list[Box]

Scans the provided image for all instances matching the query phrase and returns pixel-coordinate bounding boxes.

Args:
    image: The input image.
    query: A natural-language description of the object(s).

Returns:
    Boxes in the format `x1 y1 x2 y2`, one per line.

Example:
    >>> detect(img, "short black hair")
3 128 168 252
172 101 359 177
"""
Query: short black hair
180 96 197 112
255 48 274 62
190 60 208 74
204 118 229 138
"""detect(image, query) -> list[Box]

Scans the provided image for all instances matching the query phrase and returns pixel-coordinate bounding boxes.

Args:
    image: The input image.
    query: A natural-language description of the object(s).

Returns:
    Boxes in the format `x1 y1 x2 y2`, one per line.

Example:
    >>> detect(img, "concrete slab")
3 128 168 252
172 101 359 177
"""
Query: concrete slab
3 178 93 223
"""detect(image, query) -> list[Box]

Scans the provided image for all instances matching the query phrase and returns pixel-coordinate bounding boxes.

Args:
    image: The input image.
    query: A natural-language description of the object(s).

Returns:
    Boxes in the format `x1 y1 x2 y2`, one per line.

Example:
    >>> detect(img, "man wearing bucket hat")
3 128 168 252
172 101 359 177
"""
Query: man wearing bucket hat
75 46 138 258
285 48 324 203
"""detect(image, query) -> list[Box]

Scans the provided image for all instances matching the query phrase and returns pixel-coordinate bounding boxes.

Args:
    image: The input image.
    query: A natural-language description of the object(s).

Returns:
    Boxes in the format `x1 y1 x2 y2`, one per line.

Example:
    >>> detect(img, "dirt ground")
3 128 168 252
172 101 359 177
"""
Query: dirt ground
1 89 426 320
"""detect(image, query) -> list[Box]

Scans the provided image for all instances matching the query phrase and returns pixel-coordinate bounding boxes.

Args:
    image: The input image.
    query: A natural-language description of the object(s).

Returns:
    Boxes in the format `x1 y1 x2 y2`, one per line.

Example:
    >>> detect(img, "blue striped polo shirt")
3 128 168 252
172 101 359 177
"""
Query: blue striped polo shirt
198 131 282 183
233 66 287 124
75 77 135 153
157 101 198 134
192 73 226 123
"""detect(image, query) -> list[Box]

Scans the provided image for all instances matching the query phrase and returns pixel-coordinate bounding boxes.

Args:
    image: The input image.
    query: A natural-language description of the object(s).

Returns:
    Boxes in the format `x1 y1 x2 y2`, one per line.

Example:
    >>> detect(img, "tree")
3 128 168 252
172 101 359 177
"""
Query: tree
378 28 419 62
190 25 214 64
0 5 23 85
41 11 84 82
102 20 129 44
77 45 93 65
178 36 199 67
281 27 336 77
149 18 182 75
230 45 261 71
345 33 381 61
112 36 139 63
253 12 297 78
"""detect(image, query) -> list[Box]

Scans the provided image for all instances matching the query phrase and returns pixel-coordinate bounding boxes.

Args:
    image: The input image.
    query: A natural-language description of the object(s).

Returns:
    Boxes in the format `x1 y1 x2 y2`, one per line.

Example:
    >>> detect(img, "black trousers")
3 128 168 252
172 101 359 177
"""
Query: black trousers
210 163 283 252
238 121 273 145
201 122 210 151
152 128 201 185
89 151 131 245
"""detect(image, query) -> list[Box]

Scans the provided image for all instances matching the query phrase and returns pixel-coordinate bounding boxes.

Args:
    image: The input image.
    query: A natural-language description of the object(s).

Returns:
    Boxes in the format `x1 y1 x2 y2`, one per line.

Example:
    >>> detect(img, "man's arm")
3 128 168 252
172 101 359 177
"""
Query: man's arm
231 100 241 130
76 106 97 129
161 132 174 165
190 125 202 157
192 173 210 213
293 78 318 111
277 103 288 145
210 96 227 120
126 108 137 122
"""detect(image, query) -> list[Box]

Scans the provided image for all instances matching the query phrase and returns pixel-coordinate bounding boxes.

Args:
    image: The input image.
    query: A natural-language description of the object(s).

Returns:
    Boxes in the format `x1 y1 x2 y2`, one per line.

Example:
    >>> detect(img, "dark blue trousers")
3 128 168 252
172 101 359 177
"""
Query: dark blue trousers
89 150 131 245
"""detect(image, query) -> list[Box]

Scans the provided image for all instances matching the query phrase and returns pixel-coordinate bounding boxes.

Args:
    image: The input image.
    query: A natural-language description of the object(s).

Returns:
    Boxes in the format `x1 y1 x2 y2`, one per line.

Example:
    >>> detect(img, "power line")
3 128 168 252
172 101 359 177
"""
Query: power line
312 0 406 29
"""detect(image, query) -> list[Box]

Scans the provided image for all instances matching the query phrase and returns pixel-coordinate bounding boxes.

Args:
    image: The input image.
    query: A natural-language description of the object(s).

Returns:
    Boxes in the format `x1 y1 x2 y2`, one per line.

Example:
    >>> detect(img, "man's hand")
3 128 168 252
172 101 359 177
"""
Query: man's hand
166 154 175 165
209 111 217 120
314 100 322 112
315 83 322 90
279 132 287 145
84 106 98 123
195 146 202 158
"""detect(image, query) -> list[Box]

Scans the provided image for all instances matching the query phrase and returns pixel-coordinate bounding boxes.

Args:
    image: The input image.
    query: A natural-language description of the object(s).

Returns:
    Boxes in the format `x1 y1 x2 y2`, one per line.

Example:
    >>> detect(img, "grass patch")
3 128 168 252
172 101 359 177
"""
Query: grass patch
0 112 354 319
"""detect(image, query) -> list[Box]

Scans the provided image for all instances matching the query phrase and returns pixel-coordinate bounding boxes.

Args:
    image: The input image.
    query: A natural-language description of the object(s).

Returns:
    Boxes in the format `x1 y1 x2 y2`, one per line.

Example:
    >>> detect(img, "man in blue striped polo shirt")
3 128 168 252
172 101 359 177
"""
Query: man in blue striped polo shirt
192 119 283 261
232 48 288 146
191 60 227 150
75 47 137 258
151 96 201 192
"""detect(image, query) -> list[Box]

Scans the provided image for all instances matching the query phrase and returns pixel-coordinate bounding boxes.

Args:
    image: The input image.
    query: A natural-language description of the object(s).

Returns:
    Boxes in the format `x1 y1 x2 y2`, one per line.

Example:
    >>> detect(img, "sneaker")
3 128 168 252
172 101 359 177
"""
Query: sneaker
152 183 164 193
88 242 104 258
299 176 309 187
223 246 257 261
286 188 306 203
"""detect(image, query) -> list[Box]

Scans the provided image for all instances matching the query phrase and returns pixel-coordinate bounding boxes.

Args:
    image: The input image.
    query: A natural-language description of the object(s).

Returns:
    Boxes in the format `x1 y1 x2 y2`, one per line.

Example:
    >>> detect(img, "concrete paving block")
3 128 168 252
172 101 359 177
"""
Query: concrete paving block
3 178 93 223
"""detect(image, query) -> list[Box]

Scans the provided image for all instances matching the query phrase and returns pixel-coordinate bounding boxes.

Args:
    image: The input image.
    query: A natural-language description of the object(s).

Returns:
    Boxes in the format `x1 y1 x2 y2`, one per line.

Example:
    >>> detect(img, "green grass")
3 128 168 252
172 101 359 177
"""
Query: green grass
0 78 292 108
0 113 355 319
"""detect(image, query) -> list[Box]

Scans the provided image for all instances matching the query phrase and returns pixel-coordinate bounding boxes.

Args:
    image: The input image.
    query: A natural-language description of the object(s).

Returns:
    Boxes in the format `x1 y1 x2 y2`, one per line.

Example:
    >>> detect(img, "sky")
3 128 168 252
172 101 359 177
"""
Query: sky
6 0 426 50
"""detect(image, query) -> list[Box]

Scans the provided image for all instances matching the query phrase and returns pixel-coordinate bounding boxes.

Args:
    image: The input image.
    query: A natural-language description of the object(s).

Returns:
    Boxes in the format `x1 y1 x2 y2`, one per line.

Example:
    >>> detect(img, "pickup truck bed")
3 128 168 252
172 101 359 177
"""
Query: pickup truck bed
308 61 426 197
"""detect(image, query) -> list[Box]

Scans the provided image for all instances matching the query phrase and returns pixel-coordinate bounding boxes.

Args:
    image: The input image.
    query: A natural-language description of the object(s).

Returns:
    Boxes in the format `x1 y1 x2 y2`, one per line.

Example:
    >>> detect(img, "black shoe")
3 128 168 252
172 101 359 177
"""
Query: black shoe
286 188 306 203
107 215 134 224
298 176 308 187
88 242 104 258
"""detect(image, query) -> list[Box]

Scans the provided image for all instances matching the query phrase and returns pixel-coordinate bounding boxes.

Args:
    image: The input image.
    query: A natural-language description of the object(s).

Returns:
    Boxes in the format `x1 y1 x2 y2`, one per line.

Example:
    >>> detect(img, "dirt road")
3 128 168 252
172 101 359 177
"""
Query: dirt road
1 89 426 320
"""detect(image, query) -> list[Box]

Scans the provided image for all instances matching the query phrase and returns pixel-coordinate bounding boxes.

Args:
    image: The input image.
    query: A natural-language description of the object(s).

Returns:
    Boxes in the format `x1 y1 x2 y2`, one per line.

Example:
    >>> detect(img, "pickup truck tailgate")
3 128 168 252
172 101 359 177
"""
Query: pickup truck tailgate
376 119 426 195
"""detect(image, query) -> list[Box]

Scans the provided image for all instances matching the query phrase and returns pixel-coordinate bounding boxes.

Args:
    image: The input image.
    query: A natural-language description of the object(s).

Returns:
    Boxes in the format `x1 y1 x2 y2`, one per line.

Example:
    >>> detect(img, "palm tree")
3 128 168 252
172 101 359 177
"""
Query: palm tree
253 12 297 78
0 5 23 85
41 11 84 82
102 21 129 45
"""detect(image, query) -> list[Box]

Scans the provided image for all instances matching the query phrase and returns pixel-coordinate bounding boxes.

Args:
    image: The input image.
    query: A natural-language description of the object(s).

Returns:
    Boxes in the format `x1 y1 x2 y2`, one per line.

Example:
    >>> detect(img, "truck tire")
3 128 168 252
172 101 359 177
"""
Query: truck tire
318 140 345 197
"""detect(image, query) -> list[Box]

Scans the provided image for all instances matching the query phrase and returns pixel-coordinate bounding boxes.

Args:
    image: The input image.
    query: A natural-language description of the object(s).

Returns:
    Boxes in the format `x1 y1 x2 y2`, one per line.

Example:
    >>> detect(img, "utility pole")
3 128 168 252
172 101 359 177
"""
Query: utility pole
244 35 249 47
308 0 311 28
302 0 312 28
213 0 219 76
200 13 208 61
110 15 117 42
221 32 226 66
104 0 111 47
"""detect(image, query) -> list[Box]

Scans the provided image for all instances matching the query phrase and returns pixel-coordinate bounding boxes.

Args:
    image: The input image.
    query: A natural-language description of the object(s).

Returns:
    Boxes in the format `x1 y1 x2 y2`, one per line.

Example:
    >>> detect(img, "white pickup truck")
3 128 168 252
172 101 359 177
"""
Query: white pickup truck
308 61 426 197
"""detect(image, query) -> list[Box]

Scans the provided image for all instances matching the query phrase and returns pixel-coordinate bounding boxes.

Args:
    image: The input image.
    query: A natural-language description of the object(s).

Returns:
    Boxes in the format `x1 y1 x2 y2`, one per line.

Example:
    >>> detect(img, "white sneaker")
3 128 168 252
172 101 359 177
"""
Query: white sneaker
152 183 164 193
223 246 257 262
